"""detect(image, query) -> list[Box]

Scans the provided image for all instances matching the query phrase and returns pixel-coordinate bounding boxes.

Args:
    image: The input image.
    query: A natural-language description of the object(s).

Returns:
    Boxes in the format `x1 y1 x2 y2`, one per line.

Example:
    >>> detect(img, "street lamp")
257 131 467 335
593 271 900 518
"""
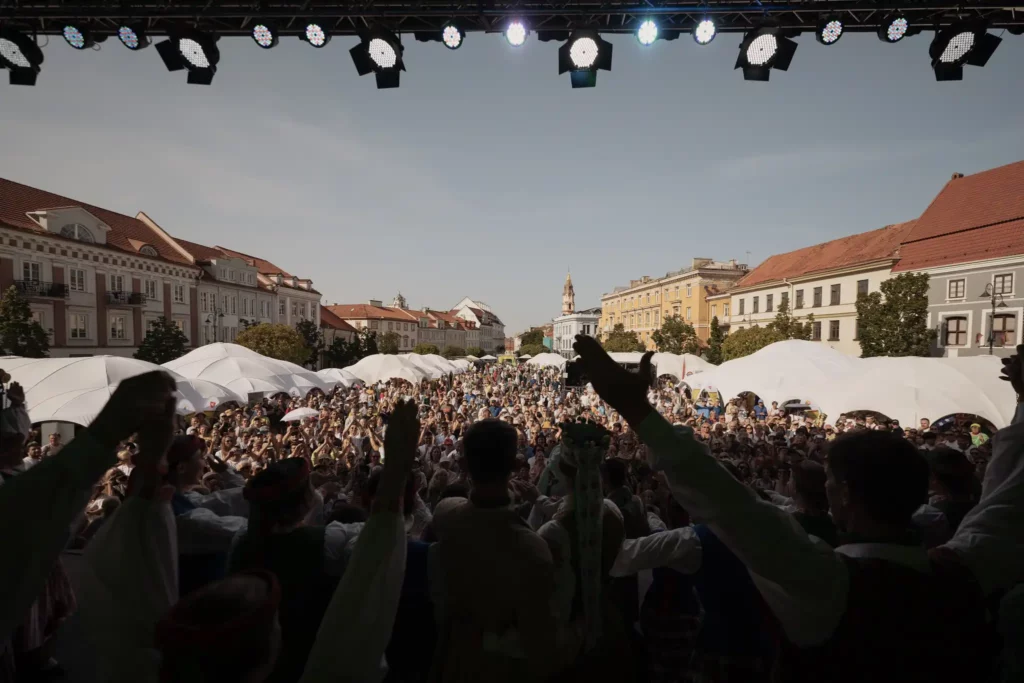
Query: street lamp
205 309 224 344
979 284 1007 355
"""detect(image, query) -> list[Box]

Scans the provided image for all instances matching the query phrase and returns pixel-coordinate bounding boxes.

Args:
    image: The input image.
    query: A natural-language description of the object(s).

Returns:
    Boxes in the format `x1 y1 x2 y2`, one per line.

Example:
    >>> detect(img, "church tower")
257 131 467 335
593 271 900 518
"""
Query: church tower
562 271 575 315
392 292 407 309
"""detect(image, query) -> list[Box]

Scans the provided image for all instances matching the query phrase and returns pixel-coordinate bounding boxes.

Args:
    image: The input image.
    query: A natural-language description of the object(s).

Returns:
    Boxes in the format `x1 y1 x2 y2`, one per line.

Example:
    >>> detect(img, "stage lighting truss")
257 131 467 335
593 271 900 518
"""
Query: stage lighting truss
301 21 330 48
693 18 716 45
558 30 612 88
637 20 658 46
735 25 797 81
251 22 279 49
878 13 910 43
350 29 405 89
62 23 95 50
0 26 44 85
816 15 844 45
505 21 528 47
929 21 1001 81
155 28 220 84
117 23 150 50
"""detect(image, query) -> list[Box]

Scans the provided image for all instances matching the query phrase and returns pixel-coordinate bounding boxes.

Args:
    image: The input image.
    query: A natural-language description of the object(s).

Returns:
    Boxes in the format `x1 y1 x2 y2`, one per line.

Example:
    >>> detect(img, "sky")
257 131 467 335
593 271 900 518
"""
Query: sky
1 29 1023 333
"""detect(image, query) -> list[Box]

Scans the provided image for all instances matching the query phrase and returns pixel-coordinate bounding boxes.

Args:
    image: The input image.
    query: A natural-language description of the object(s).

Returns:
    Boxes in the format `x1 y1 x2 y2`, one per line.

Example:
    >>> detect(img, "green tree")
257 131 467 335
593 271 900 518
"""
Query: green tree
134 316 188 364
721 325 786 360
466 346 485 357
518 343 547 357
856 273 935 357
768 298 815 340
442 345 466 359
0 285 49 357
378 331 401 354
519 328 544 347
601 323 645 353
652 315 702 355
705 316 725 365
294 319 325 369
413 343 440 355
360 329 379 356
236 323 310 365
324 330 376 367
494 343 505 354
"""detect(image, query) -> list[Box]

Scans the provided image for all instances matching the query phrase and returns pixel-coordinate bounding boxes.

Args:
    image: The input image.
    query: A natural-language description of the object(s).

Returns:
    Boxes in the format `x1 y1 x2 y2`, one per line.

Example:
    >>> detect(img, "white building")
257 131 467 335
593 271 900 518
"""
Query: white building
553 307 601 358
722 221 915 356
452 296 505 354
216 246 322 330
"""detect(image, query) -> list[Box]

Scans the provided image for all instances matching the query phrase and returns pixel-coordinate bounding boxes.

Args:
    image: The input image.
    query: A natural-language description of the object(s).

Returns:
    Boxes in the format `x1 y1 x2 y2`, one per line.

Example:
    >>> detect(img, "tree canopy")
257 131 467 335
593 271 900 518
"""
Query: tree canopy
768 298 814 340
324 330 377 367
294 319 324 369
0 286 49 358
377 331 401 355
466 346 485 357
705 316 725 365
413 343 440 355
442 345 466 359
235 323 310 365
518 343 547 358
652 315 702 355
134 316 189 364
601 324 645 353
721 325 786 360
856 273 935 357
519 328 545 347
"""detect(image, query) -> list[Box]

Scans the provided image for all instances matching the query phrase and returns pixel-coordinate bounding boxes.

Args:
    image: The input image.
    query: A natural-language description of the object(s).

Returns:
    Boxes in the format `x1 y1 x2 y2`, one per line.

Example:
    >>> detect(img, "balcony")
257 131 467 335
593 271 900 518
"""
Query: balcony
107 291 147 306
15 280 69 299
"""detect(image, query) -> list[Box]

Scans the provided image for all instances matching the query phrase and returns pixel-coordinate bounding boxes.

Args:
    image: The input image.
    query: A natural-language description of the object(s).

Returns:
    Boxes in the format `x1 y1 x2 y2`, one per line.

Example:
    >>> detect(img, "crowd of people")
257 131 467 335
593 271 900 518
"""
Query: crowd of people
1 338 1022 683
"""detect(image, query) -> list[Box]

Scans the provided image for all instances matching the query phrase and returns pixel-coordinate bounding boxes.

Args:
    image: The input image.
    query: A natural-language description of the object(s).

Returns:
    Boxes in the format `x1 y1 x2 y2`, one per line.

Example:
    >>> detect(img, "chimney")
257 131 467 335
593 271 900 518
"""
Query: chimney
951 172 964 180
368 299 383 307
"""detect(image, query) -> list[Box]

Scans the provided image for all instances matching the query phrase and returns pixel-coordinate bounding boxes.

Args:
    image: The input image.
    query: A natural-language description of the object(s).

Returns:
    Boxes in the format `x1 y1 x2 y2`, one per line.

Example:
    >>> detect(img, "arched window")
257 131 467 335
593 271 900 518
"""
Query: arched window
139 245 159 257
59 223 95 243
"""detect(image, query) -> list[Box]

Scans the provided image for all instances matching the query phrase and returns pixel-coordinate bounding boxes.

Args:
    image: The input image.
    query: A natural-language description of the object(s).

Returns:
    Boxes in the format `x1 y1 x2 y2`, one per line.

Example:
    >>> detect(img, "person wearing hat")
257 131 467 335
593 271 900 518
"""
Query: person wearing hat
970 423 990 448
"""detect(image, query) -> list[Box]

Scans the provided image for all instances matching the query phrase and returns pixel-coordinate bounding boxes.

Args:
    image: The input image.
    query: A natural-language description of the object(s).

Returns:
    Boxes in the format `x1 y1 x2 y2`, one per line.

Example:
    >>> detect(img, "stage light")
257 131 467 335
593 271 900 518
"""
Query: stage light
252 22 278 49
816 15 844 45
878 13 909 43
62 23 94 50
117 24 150 50
506 21 528 47
637 20 658 46
735 25 797 81
350 29 405 89
929 21 1001 81
442 24 464 49
302 22 330 48
0 26 44 85
155 28 220 84
693 19 716 45
558 30 612 88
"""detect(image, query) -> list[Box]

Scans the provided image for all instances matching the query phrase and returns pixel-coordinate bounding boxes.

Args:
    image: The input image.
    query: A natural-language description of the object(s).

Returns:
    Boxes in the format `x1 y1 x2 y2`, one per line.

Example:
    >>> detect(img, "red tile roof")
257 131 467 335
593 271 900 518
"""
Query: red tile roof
174 237 226 263
893 219 1024 272
734 221 916 289
902 161 1024 244
0 177 193 265
215 245 294 278
319 306 358 332
327 304 418 323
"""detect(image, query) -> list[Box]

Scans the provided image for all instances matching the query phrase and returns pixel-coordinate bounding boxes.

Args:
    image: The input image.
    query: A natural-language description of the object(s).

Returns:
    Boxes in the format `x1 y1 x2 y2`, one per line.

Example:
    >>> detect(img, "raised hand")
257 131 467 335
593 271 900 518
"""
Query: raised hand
90 371 177 452
376 399 420 511
572 335 654 426
999 344 1024 397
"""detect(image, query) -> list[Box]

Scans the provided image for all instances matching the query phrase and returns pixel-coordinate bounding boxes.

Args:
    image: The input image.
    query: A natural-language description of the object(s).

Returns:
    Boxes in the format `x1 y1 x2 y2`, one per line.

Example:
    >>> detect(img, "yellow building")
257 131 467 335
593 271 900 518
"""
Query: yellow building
599 258 747 349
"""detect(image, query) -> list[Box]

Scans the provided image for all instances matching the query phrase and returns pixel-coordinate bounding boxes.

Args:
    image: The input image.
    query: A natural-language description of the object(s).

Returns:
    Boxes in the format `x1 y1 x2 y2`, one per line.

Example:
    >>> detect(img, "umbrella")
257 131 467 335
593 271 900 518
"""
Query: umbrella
317 368 361 388
519 354 533 360
165 343 305 397
282 407 320 422
480 355 498 361
347 355 430 385
175 377 248 413
1 355 208 426
465 355 479 361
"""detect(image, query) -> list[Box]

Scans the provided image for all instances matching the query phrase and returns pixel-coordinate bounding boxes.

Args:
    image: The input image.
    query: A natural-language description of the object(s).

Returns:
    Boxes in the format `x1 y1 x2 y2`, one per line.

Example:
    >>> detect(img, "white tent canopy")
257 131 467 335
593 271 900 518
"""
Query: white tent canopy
399 353 462 378
347 355 430 385
164 343 319 398
518 354 533 360
175 377 248 412
450 359 472 371
480 355 497 361
527 353 567 368
651 353 716 381
1 356 210 426
317 368 362 388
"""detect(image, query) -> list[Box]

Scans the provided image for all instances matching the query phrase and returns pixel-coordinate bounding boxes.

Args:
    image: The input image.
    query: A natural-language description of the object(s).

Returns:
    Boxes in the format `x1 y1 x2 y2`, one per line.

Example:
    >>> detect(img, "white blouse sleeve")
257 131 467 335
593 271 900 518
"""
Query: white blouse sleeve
323 521 366 576
538 520 575 627
611 527 703 577
176 508 248 555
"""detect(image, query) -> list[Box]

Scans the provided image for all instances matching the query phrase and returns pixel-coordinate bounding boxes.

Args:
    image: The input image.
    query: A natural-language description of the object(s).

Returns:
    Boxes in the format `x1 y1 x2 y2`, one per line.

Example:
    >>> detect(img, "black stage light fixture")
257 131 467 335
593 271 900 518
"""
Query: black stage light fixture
301 21 331 48
117 23 151 50
62 23 95 50
877 12 909 43
350 29 405 89
0 26 44 85
156 28 220 84
558 30 612 88
735 25 797 81
251 21 279 49
929 21 1001 81
816 14 844 45
413 22 465 49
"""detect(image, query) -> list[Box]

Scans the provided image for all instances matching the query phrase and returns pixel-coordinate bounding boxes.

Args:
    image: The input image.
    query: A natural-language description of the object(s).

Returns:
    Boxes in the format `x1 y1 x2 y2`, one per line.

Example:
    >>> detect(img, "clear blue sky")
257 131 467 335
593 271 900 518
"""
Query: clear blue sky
2 30 1023 332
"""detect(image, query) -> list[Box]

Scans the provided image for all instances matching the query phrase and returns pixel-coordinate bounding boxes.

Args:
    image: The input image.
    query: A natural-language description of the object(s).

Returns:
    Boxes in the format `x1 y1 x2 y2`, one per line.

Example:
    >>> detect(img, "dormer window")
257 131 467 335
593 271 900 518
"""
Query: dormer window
60 223 95 243
139 245 159 257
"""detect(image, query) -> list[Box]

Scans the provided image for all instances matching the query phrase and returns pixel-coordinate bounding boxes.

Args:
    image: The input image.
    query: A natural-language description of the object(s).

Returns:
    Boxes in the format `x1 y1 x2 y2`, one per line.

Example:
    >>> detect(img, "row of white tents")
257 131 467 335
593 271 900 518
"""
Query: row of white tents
524 351 714 382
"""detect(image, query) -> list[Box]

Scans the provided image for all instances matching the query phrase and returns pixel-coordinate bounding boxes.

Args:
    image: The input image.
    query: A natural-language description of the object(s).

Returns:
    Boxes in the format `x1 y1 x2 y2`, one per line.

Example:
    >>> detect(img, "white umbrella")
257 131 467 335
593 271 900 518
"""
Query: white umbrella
165 343 304 397
348 355 430 385
1 355 207 426
282 407 320 422
480 355 498 361
519 354 533 360
273 359 333 396
175 377 248 413
317 368 361 388
465 355 479 361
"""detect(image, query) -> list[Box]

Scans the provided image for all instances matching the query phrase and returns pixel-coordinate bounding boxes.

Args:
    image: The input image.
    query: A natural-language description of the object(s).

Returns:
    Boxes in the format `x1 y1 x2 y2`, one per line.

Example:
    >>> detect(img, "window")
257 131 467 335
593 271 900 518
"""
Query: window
994 273 1014 295
685 307 692 321
857 279 869 298
387 322 393 331
403 335 409 346
686 284 692 298
992 314 1017 347
110 315 127 340
646 294 650 305
674 286 679 299
146 318 158 332
173 285 185 303
723 303 729 317
780 291 789 308
292 302 298 317
766 294 774 312
752 297 759 314
830 284 841 306
174 319 187 333
279 300 286 317
655 292 660 303
70 313 88 339
739 299 745 315
69 268 86 292
795 289 804 309
230 297 236 315
109 274 124 292
811 321 822 341
645 311 651 326
948 279 965 299
654 311 660 325
828 320 840 341
711 304 717 317
145 280 158 299
945 317 968 347
59 223 95 243
813 287 823 307
22 261 41 282
201 292 210 313
140 245 159 257
31 311 43 326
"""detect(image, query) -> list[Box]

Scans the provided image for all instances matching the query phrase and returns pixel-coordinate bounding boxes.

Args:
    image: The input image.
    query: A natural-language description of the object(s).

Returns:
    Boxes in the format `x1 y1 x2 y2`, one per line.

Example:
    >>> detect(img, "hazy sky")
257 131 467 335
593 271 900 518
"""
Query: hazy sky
2 30 1023 332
